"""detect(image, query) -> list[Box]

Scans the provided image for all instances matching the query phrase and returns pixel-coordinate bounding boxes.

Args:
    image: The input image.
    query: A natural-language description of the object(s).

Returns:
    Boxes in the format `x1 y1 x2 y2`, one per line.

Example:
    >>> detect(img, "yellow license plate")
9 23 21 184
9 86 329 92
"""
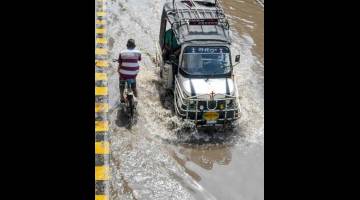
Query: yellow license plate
203 112 219 121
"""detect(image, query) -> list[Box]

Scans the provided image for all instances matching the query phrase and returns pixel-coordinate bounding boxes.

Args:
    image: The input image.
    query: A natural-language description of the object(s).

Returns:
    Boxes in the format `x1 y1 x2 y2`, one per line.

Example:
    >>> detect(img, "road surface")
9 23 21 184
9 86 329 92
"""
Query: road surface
103 0 264 199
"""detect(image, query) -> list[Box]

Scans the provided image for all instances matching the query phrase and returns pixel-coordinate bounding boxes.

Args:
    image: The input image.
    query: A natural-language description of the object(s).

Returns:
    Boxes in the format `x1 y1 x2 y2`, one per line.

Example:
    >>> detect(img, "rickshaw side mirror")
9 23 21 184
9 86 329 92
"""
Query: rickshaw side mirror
235 55 240 62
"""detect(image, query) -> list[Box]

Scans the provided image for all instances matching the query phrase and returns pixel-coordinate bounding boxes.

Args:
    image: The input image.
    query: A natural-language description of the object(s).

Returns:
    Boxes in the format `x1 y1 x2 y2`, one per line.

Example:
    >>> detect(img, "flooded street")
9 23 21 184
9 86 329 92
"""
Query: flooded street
221 0 264 64
104 0 264 199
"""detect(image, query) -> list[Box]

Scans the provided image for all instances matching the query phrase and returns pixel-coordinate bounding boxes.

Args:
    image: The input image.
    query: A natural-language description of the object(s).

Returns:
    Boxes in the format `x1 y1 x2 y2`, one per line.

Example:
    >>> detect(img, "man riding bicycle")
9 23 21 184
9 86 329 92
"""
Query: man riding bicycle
117 39 141 103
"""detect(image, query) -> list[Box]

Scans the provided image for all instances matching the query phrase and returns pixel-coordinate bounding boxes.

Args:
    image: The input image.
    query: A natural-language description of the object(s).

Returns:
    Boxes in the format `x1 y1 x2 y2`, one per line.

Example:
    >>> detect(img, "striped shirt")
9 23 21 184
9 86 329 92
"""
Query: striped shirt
118 48 141 80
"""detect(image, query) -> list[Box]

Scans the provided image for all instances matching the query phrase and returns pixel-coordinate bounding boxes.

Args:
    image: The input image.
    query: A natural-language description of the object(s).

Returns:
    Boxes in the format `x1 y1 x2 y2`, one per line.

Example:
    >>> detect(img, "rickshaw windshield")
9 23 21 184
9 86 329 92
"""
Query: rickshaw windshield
181 46 231 76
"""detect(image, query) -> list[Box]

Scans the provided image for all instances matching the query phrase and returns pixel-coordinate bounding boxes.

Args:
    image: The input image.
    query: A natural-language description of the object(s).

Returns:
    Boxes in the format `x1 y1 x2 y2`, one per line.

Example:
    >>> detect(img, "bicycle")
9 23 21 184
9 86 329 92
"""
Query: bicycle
123 79 137 126
113 59 137 128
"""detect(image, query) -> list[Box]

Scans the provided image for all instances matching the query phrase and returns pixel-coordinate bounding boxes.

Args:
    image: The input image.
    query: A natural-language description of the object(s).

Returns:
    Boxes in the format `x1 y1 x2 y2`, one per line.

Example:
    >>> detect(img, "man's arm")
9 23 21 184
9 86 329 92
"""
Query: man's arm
117 53 122 73
174 48 181 56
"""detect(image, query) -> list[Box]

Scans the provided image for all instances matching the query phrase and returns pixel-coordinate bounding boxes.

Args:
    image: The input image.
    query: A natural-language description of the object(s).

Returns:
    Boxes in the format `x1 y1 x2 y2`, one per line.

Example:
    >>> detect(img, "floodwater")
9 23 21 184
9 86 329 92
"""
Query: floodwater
103 0 264 199
221 0 264 63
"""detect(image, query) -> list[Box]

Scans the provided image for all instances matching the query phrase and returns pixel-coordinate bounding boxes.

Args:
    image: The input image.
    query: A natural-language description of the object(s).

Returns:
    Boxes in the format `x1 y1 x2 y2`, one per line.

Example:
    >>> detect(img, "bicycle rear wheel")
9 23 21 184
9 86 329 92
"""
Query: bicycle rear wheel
127 97 135 128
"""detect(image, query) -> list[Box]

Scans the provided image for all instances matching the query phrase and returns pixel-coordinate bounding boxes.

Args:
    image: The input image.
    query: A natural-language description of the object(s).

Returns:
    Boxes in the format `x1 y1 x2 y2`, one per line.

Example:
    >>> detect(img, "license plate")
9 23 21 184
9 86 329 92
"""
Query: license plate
203 112 219 122
206 120 217 124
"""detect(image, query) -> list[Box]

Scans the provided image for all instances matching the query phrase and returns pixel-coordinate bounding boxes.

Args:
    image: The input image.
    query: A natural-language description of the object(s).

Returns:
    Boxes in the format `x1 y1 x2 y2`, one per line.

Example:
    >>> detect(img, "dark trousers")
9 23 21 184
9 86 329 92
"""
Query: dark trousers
119 78 137 101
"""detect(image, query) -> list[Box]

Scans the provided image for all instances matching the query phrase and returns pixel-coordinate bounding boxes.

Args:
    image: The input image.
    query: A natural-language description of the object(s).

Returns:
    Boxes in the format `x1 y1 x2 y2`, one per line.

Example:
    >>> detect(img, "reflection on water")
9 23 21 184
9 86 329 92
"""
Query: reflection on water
181 144 232 169
169 140 263 200
165 122 243 182
170 144 232 181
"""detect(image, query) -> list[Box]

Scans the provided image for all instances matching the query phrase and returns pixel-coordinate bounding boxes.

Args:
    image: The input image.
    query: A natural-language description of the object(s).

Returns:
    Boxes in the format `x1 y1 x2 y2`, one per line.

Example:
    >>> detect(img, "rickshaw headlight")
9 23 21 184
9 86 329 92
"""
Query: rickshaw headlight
199 105 204 110
189 100 196 109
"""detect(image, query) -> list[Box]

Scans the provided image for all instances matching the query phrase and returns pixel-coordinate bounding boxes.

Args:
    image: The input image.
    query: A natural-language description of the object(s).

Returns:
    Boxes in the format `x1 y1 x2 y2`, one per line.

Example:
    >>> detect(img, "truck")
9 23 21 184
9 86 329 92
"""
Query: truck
157 0 241 128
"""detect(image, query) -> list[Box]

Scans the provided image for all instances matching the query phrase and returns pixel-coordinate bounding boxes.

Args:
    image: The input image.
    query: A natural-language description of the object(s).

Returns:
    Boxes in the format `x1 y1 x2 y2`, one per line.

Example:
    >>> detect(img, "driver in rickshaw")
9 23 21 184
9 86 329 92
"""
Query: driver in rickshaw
163 29 181 61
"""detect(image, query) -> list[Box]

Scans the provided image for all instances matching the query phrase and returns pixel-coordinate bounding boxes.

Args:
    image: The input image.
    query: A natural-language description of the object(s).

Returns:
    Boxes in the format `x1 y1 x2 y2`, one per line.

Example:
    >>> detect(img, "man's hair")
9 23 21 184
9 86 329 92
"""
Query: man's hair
127 39 136 49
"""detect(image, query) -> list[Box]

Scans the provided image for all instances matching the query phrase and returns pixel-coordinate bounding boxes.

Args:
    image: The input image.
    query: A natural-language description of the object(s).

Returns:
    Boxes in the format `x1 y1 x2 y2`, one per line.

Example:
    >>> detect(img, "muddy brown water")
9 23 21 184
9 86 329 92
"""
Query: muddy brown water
221 0 264 64
104 0 264 199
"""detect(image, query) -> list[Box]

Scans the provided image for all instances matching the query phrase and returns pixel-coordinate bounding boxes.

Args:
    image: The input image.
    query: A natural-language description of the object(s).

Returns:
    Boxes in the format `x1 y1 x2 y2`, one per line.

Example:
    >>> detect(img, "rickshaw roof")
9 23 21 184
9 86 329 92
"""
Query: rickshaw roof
163 0 232 45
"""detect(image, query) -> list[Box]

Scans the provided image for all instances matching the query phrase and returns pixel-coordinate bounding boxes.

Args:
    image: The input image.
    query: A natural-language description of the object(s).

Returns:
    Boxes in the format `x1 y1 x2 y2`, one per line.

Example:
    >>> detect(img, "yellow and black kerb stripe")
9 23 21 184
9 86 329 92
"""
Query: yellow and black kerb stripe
95 0 109 200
